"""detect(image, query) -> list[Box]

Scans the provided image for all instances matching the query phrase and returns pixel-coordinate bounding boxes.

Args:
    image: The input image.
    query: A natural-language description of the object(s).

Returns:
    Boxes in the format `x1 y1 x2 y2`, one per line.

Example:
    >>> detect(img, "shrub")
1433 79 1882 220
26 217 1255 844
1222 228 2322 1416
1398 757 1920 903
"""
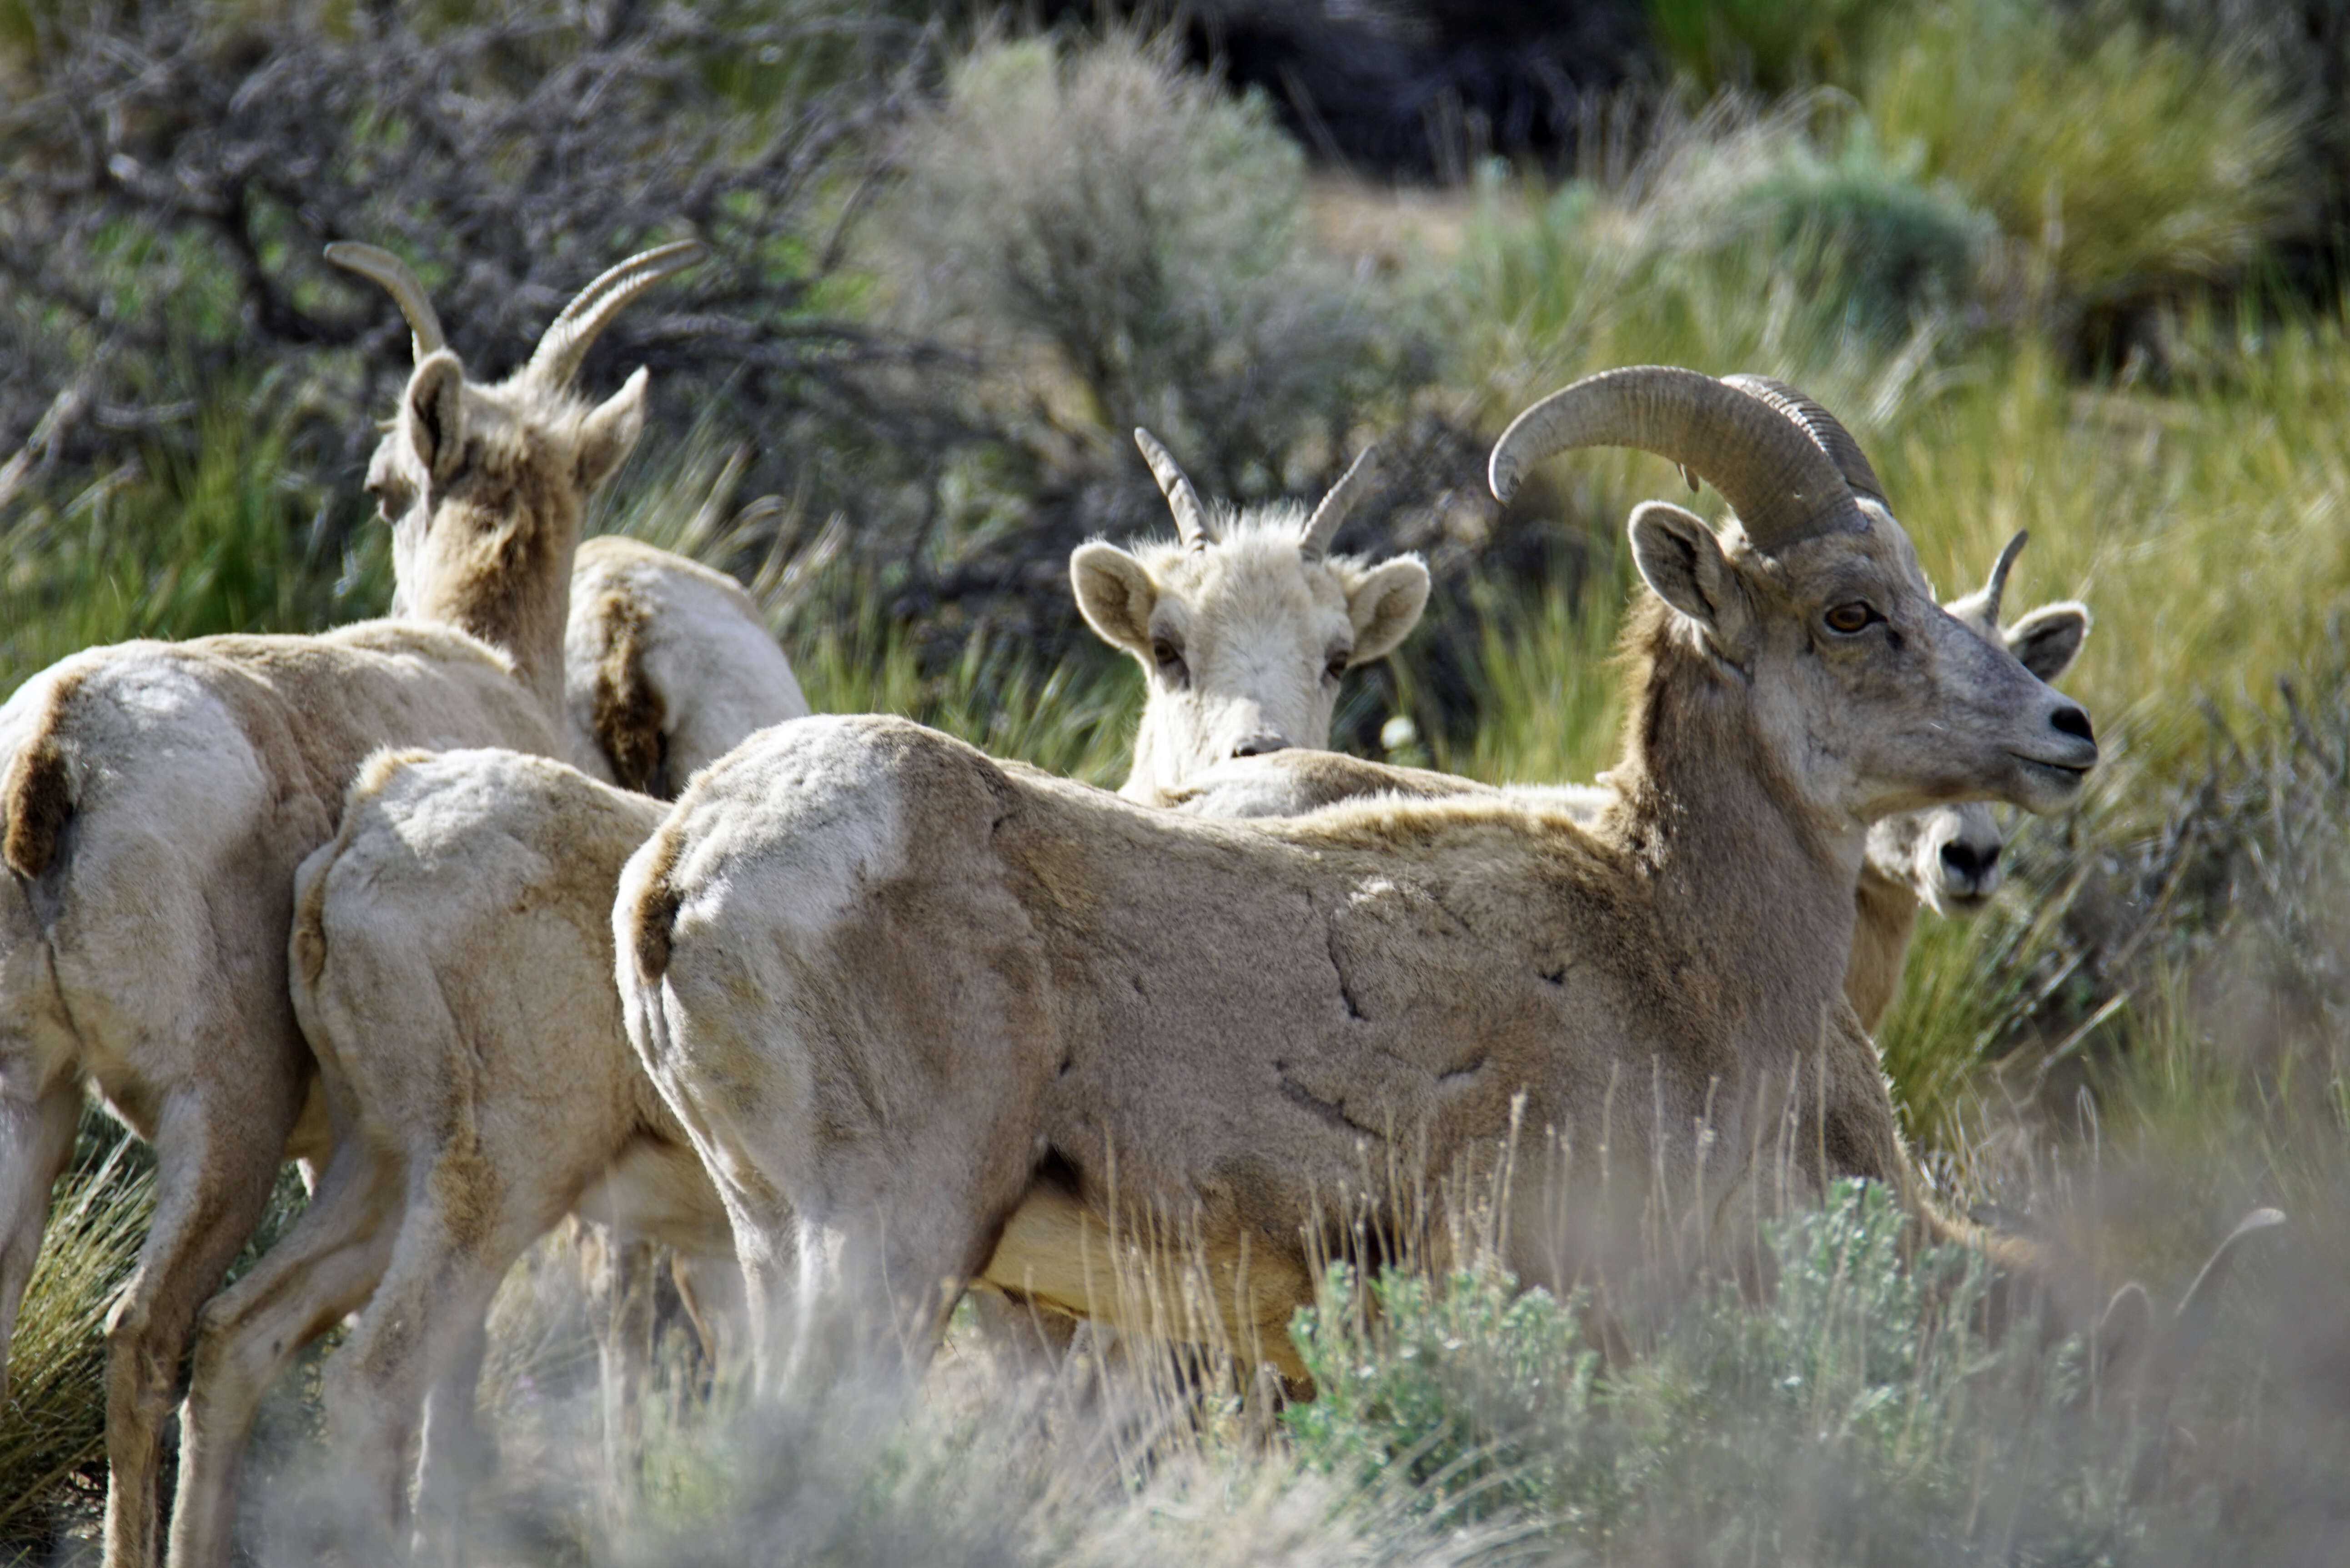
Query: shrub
866 31 1414 501
1865 0 2307 331
1288 1181 2157 1563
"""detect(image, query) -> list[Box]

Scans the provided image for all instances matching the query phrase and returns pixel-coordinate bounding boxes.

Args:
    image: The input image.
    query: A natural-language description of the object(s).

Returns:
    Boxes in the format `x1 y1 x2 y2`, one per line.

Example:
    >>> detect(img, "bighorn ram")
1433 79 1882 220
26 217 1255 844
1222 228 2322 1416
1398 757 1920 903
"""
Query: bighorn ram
0 238 695 1568
615 366 2102 1388
1165 525 2091 1035
1074 432 1429 804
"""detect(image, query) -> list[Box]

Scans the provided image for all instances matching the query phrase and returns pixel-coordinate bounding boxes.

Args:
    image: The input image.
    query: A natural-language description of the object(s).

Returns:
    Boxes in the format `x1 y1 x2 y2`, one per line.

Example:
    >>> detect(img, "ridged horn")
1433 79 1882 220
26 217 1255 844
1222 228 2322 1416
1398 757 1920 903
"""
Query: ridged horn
524 239 706 389
1982 529 2029 625
325 241 447 362
1488 366 1865 553
1722 374 1885 502
1135 428 1212 551
1301 444 1378 560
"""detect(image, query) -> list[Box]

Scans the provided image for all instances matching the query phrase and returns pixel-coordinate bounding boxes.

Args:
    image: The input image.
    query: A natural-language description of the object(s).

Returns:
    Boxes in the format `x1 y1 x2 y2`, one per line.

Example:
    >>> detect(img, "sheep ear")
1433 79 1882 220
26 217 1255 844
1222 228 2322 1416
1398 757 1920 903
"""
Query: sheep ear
1070 542 1159 658
1343 556 1430 664
1629 500 1752 658
2006 601 2090 684
577 367 649 493
402 352 467 482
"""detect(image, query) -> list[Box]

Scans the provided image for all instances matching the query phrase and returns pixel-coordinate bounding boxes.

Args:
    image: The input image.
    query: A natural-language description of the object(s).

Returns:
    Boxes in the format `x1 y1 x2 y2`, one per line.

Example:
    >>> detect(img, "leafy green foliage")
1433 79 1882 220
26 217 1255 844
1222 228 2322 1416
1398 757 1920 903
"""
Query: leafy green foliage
1289 1182 2157 1563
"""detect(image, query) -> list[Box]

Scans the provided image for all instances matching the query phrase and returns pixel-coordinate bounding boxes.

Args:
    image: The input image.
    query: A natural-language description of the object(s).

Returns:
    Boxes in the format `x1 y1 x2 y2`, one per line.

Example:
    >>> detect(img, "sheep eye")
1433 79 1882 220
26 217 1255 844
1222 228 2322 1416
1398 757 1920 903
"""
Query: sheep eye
367 478 414 521
1151 637 1189 686
1824 602 1876 635
1324 651 1351 682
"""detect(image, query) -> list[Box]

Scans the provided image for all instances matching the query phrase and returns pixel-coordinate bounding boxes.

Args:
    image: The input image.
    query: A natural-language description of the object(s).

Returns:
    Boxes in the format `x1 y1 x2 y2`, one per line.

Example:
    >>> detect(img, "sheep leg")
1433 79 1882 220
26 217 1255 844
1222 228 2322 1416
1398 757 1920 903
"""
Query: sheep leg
584 1224 658 1506
169 1138 399 1568
319 1194 519 1563
100 1084 301 1568
0 1080 79 1408
412 1318 492 1561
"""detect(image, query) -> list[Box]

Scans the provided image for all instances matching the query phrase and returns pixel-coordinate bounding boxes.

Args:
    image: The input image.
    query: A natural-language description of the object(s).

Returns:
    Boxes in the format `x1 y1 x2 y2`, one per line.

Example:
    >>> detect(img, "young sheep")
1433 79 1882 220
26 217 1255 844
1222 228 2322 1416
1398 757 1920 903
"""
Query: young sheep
0 237 695 1568
1073 430 1430 804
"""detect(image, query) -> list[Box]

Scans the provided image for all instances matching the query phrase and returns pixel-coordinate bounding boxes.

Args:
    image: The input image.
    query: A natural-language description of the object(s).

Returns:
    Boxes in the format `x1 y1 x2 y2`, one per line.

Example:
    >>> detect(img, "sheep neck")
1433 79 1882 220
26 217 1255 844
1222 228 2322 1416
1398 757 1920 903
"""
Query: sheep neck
1602 613 1867 1059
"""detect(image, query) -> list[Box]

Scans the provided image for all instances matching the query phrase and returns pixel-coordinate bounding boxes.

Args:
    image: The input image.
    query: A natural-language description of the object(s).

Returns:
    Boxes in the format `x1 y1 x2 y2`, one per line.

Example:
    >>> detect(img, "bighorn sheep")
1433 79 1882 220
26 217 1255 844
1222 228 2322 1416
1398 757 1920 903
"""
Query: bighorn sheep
0 238 695 1568
567 534 811 795
616 367 2103 1389
1074 432 1430 804
163 436 1430 1549
1165 527 2092 1035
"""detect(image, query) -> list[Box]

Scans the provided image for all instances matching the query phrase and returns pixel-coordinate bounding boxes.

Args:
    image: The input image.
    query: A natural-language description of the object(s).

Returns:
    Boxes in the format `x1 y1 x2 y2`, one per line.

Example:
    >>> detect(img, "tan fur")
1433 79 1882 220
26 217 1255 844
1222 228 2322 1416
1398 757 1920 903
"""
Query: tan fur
623 494 2100 1387
0 251 672 1568
178 751 729 1559
1073 506 1429 804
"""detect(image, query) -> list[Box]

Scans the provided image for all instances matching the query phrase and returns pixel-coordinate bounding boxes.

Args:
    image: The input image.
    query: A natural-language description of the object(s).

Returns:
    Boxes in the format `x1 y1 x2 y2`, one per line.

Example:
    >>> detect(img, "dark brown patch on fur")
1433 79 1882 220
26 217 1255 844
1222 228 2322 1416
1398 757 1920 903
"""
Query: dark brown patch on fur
588 588 668 794
3 676 79 879
628 824 686 983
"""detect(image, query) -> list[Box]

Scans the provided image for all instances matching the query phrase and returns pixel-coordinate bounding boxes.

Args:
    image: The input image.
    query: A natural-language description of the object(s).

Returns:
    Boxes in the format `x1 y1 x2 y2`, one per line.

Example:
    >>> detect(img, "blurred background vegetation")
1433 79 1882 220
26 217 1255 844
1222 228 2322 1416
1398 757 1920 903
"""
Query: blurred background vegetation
7 0 2350 1560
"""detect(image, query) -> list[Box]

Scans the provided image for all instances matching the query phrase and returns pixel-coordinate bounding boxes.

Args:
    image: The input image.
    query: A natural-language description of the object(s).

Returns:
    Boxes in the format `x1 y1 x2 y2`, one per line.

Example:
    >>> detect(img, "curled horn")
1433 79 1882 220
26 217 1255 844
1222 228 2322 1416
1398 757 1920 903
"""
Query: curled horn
524 239 707 389
1981 529 2030 625
1721 373 1885 502
1300 444 1378 561
1135 428 1212 551
325 242 447 362
1488 366 1865 553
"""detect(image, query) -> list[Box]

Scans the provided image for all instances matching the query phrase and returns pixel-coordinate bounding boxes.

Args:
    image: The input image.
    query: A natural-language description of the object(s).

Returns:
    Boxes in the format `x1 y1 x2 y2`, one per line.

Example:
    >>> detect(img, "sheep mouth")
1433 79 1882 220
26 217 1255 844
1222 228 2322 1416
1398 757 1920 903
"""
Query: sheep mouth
2012 755 2089 790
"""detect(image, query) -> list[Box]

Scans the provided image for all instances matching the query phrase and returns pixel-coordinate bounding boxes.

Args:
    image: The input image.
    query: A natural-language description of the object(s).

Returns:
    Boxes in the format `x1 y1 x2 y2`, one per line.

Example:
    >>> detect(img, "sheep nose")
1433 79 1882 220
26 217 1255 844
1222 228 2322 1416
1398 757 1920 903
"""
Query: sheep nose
1231 731 1290 759
2052 705 2094 745
1940 840 2000 891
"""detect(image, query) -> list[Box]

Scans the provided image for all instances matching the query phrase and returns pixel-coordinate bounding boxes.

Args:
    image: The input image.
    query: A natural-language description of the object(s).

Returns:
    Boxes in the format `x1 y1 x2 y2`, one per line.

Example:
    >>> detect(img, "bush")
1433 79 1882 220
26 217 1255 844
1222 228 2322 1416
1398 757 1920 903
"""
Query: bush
1865 0 2307 336
869 31 1415 499
1288 1181 2157 1563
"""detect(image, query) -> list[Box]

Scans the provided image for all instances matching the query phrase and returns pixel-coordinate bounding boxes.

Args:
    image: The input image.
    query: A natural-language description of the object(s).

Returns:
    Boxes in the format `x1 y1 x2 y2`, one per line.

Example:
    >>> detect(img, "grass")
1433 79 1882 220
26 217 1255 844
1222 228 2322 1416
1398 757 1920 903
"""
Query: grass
5 16 2350 1563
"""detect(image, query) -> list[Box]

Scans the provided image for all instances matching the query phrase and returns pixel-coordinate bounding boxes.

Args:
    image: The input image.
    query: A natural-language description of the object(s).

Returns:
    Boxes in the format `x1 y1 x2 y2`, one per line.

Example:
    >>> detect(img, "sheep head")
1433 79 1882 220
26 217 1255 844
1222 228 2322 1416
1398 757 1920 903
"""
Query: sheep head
329 239 702 706
1488 366 2099 833
1074 431 1429 804
1864 535 2093 914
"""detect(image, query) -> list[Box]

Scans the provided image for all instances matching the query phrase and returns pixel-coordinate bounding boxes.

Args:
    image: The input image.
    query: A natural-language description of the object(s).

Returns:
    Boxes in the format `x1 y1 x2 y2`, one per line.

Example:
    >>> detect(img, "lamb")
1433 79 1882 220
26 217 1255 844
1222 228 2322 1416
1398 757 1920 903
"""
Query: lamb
1163 525 2091 1035
613 365 2102 1392
1074 431 1430 804
0 236 696 1568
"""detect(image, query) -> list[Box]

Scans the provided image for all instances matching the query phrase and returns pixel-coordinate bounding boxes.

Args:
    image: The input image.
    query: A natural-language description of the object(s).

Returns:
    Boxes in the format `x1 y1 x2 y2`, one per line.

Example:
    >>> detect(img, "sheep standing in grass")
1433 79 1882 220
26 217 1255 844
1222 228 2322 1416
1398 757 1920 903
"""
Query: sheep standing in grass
0 237 695 1568
161 431 1431 1553
613 367 2103 1390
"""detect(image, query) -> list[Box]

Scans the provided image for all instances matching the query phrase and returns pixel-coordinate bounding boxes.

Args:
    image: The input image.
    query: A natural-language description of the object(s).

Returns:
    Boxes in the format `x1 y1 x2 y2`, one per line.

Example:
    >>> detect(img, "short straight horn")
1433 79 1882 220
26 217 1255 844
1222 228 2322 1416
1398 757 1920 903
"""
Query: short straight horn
1135 428 1212 551
1301 444 1378 560
1488 366 1866 553
524 239 707 389
325 242 447 362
